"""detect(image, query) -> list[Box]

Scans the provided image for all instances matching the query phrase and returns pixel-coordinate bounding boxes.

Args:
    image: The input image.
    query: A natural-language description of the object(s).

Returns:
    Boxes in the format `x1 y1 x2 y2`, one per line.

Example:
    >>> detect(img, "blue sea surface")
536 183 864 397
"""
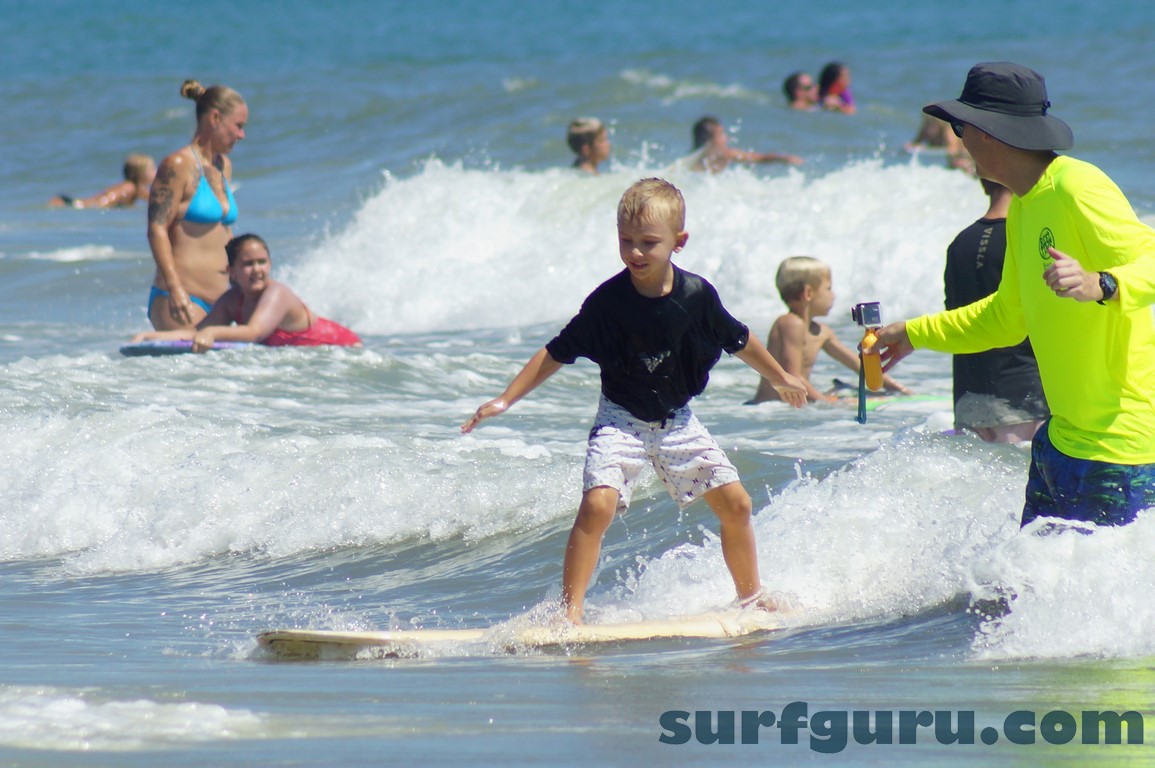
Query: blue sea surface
1 1 1154 765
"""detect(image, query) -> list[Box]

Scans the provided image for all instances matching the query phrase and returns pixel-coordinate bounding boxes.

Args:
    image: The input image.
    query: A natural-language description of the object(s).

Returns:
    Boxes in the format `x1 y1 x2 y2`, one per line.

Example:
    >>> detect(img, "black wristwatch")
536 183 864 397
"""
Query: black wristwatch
1097 271 1118 305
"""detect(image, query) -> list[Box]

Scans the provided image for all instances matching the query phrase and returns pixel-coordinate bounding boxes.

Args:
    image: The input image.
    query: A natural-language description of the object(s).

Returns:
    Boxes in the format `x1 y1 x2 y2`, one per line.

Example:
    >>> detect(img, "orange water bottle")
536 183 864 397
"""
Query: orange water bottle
860 326 884 391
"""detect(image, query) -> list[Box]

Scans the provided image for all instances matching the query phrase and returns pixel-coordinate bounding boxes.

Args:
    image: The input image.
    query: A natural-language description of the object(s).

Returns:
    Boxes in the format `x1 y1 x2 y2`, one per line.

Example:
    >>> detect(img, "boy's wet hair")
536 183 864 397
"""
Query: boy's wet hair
692 116 720 150
225 233 269 267
123 154 154 185
782 72 806 101
617 178 686 232
776 256 830 301
566 117 605 155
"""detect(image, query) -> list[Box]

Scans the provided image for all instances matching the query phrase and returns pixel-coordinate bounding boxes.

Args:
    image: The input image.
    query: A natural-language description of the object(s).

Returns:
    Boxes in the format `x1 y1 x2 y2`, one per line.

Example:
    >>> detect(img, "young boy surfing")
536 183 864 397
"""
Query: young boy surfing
462 178 807 623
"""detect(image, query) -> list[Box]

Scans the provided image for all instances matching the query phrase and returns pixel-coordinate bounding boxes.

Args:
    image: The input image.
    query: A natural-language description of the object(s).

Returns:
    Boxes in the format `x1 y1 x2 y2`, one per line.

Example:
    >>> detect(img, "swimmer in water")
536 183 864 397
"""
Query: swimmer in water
49 154 156 209
131 233 361 351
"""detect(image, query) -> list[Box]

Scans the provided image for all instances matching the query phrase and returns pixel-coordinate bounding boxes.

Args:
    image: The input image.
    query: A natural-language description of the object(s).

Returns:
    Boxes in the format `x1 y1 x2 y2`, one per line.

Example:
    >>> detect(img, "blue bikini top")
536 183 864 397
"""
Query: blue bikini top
184 149 237 225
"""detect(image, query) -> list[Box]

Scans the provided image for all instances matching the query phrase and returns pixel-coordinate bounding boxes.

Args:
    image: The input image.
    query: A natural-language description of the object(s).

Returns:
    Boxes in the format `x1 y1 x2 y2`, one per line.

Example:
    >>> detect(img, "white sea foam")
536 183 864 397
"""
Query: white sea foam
285 158 980 336
21 245 118 262
0 350 585 574
969 512 1155 660
619 68 771 105
0 685 265 750
598 430 1022 620
0 684 407 750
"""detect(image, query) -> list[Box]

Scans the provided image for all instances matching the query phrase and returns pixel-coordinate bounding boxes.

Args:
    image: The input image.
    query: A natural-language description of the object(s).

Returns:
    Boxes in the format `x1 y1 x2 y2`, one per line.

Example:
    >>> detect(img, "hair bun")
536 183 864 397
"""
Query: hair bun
180 79 206 101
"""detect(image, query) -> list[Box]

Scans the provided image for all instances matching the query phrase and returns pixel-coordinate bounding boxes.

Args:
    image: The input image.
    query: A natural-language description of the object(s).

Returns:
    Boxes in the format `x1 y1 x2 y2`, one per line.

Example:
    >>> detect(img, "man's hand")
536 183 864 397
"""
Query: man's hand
1044 247 1101 302
875 321 914 372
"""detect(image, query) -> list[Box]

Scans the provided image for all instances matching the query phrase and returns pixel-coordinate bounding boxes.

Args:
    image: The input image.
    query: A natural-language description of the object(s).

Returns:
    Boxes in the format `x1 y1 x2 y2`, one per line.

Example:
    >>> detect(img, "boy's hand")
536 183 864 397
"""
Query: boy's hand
773 372 808 408
461 398 508 433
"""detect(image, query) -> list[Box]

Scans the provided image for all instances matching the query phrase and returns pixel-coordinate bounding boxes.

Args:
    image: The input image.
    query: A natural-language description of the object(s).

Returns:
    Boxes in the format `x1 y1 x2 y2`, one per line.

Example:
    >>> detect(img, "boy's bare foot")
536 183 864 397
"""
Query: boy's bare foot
561 601 584 625
738 589 786 613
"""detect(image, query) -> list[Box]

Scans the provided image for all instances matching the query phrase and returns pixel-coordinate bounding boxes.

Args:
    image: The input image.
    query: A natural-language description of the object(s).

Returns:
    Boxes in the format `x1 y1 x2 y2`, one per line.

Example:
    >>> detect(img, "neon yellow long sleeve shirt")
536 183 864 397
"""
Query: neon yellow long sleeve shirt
908 156 1155 463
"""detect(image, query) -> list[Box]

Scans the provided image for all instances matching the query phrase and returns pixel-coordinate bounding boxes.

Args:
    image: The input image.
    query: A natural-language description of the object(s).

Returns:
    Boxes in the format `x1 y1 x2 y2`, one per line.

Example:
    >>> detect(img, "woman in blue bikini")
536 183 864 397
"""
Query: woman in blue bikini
146 79 247 330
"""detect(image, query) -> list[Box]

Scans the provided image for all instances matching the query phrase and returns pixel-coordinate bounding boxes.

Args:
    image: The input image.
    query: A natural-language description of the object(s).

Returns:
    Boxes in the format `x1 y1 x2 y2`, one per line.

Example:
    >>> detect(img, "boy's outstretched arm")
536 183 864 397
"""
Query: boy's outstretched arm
736 334 808 408
461 347 564 433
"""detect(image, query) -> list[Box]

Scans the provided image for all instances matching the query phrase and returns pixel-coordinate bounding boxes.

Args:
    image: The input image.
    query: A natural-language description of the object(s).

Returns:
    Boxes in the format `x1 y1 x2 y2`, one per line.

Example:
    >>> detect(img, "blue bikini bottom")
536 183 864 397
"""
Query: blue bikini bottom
148 285 213 315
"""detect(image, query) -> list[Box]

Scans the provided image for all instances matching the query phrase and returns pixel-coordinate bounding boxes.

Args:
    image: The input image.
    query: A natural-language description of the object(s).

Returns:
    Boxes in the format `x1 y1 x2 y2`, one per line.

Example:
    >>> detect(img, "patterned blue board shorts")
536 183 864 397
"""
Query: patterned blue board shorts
1022 420 1155 527
583 396 740 514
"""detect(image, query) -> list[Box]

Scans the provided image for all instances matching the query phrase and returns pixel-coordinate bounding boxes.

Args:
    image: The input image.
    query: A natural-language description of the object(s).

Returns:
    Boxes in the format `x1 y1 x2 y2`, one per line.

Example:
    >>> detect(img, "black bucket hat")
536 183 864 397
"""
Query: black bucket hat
923 62 1073 151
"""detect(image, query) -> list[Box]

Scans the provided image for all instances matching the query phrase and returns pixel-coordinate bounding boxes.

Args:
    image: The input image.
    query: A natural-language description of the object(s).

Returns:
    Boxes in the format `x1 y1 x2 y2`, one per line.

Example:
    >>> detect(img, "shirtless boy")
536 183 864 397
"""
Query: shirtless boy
750 256 908 404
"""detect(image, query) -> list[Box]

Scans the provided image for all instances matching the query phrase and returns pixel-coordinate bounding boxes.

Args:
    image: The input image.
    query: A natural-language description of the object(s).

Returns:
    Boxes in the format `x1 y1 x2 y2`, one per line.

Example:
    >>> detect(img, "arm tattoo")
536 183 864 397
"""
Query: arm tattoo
148 163 178 225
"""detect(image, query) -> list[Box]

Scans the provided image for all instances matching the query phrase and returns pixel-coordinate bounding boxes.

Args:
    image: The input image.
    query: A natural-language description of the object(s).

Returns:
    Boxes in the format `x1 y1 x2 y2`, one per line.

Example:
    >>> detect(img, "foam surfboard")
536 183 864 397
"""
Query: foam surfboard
827 378 950 412
119 340 255 357
258 610 784 659
862 393 951 412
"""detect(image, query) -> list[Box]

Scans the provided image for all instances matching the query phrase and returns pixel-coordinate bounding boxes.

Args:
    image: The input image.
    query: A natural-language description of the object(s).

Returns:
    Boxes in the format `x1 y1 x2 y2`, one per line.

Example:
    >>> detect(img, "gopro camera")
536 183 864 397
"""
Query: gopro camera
850 301 882 327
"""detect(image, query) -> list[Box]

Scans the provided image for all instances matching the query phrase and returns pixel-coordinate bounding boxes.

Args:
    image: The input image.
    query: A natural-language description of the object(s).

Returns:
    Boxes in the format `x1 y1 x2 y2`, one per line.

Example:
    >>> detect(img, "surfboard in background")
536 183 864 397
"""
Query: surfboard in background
119 340 256 357
826 378 951 412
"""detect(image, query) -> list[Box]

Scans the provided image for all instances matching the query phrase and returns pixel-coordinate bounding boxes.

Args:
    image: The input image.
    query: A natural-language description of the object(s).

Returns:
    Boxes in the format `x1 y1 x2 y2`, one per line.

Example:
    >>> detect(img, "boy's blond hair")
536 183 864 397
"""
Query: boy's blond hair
776 256 830 302
617 177 686 231
123 154 154 185
566 117 605 155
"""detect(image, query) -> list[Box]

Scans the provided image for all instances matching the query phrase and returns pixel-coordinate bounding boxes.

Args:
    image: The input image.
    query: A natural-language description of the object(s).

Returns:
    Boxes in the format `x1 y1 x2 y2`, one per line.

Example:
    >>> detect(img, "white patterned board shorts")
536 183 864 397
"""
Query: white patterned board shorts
583 396 741 514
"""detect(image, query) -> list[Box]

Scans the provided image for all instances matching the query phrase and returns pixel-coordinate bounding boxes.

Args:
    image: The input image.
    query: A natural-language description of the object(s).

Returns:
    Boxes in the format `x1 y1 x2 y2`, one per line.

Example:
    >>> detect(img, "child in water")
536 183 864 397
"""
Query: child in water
567 117 612 175
132 234 361 352
749 256 907 403
50 153 156 209
689 116 803 173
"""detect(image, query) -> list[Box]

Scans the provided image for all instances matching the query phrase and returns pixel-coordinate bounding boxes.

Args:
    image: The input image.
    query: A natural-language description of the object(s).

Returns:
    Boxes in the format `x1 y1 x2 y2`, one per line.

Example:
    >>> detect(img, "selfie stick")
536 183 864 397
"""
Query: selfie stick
856 325 883 424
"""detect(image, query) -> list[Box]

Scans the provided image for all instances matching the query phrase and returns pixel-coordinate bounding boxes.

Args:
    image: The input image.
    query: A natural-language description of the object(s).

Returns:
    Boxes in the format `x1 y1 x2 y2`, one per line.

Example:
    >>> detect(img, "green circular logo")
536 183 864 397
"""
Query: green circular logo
1038 228 1055 260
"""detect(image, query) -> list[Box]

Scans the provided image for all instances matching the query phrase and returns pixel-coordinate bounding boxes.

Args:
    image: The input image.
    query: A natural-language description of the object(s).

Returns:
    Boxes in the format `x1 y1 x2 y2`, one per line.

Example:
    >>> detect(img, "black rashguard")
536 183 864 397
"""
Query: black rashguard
545 267 749 422
944 217 1048 417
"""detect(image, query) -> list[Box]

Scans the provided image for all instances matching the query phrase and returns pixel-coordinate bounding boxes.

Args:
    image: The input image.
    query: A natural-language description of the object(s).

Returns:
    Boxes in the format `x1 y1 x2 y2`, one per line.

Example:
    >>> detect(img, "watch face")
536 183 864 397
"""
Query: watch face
1099 272 1118 301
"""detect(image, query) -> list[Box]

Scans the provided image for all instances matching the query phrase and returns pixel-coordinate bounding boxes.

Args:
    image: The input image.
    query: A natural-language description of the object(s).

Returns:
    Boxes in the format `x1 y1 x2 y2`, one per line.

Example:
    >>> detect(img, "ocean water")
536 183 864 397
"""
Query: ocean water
2 1 1155 765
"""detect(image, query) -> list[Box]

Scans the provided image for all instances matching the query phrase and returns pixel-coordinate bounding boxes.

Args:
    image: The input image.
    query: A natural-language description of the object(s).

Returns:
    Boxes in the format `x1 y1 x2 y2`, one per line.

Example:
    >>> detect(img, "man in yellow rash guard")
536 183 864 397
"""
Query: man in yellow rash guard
874 62 1155 528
